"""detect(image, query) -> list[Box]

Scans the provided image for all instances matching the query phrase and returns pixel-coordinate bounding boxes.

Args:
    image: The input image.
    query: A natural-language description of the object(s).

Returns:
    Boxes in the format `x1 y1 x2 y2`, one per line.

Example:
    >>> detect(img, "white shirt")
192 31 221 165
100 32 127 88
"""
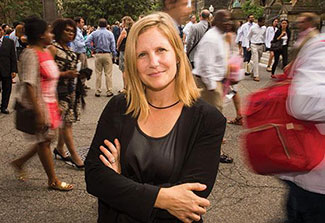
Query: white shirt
279 33 325 194
183 21 194 38
247 24 266 45
237 22 255 48
193 27 229 90
235 25 243 43
265 26 277 48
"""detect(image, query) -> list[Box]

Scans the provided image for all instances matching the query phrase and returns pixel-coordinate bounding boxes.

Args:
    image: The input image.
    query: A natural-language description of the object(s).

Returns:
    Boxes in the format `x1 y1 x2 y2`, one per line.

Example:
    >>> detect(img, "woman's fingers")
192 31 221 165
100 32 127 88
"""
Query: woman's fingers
99 154 113 168
100 145 116 164
104 139 119 160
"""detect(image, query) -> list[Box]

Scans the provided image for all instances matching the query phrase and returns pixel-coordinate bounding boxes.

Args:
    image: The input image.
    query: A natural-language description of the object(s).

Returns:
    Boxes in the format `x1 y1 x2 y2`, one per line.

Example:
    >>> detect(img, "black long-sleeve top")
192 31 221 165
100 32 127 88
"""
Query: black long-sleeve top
85 94 226 223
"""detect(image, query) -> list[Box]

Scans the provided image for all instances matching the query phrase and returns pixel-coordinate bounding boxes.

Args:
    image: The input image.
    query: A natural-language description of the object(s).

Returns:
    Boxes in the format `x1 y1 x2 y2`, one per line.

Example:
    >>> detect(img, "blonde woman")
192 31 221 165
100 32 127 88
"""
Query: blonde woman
85 12 226 223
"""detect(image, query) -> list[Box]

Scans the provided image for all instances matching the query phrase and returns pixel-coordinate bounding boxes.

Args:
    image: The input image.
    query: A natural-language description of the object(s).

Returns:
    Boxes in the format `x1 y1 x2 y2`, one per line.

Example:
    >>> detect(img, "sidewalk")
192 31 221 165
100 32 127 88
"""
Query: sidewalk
0 57 287 223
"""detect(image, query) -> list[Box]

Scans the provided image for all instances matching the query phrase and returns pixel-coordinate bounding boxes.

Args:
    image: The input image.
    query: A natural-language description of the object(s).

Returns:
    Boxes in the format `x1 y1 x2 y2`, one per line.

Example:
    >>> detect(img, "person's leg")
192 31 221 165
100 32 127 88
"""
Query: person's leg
37 140 73 190
11 143 39 180
267 50 274 71
0 76 12 111
95 54 103 95
61 122 83 166
282 46 288 69
272 51 280 75
251 45 259 79
104 53 113 95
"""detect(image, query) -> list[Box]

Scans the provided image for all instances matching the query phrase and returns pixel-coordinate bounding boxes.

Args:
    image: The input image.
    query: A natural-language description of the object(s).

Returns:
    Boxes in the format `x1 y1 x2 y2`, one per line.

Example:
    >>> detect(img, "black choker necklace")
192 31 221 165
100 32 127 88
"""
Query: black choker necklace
148 100 180 109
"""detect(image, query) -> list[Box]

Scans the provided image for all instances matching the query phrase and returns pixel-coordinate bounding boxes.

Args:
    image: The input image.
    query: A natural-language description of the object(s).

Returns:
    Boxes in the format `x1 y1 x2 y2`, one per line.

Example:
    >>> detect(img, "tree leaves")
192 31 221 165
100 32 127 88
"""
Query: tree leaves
62 0 160 24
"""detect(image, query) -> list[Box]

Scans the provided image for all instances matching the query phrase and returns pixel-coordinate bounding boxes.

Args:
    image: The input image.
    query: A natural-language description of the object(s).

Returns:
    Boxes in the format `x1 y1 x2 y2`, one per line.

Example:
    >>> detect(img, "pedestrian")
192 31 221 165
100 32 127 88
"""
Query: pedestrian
117 16 134 91
71 17 90 90
192 10 233 163
85 12 226 223
235 20 244 56
265 18 278 72
162 0 192 37
186 9 211 68
48 18 84 169
10 17 74 191
237 14 255 75
182 14 197 49
0 24 17 114
86 18 117 97
278 12 325 223
271 19 291 77
247 16 266 82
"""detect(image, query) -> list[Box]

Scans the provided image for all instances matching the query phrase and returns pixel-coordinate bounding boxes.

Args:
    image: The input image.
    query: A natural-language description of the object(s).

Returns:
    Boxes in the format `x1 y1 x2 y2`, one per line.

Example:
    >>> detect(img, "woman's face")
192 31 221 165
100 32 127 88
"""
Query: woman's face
136 27 178 92
273 19 279 27
281 21 288 29
62 25 75 43
41 26 53 46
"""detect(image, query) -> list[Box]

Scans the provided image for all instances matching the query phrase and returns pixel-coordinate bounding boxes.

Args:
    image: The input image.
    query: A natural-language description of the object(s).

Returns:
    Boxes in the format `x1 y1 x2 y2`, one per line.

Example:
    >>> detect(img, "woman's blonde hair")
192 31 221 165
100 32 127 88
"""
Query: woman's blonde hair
124 12 200 119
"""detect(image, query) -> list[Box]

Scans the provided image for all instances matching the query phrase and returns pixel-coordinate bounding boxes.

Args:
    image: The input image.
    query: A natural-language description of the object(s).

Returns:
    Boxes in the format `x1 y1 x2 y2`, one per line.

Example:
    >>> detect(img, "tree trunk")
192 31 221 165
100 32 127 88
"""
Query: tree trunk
42 0 58 23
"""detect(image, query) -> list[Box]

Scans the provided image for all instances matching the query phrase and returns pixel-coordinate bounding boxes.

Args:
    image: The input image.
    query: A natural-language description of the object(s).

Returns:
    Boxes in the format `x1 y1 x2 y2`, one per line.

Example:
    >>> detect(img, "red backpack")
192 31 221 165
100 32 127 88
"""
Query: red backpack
242 80 325 175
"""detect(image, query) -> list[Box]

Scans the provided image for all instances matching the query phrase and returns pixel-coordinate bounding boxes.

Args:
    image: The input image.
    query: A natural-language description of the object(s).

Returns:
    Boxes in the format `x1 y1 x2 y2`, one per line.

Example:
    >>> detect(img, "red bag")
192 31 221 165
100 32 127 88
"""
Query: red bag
242 80 325 175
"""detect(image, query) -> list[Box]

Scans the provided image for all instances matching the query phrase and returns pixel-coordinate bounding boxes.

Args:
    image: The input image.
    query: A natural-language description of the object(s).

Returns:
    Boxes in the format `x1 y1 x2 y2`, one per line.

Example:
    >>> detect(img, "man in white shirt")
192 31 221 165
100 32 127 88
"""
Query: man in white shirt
247 16 266 81
279 12 325 223
265 18 278 72
182 14 196 47
193 10 233 164
237 14 255 75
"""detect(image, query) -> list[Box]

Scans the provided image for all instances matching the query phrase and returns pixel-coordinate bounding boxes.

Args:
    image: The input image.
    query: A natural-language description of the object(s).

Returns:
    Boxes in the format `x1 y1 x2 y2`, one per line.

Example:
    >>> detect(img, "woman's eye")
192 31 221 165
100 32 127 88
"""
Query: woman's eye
158 48 166 52
137 53 146 58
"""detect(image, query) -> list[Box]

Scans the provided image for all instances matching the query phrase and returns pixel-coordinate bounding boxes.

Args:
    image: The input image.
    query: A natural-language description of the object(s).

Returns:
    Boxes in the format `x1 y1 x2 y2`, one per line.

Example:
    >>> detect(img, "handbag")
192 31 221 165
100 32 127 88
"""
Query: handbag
242 80 325 175
270 39 282 51
15 100 38 134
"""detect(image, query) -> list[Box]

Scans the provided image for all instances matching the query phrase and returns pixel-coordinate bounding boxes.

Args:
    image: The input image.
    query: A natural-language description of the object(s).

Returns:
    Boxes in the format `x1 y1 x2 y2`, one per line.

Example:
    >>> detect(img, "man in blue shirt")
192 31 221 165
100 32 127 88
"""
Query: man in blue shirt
72 17 88 69
86 18 117 97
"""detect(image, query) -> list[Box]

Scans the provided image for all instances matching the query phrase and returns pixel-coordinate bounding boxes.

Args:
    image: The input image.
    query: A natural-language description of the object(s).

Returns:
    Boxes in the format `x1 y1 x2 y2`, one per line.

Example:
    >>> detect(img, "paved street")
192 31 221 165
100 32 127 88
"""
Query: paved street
0 56 288 223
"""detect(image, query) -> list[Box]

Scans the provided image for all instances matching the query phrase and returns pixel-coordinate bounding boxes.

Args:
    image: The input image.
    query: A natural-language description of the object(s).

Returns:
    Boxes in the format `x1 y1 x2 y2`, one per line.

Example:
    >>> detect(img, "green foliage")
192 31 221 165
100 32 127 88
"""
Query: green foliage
0 0 42 25
62 0 161 25
242 0 264 19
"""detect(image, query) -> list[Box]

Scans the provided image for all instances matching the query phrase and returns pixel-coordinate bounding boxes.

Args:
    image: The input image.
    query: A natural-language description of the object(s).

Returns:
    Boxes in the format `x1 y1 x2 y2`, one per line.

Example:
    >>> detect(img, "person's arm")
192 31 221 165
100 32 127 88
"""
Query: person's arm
85 96 160 222
287 37 325 122
74 32 86 49
185 26 196 54
47 46 78 78
116 28 126 50
9 40 18 74
85 32 94 50
109 32 117 57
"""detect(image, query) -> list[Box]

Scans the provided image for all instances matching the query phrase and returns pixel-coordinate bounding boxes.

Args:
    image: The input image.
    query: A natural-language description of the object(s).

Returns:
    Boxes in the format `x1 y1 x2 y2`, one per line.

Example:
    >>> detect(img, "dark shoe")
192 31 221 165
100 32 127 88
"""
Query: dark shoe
1 109 9 114
106 92 114 97
66 159 85 169
95 93 100 97
220 154 233 163
84 85 91 89
53 148 72 162
245 72 251 76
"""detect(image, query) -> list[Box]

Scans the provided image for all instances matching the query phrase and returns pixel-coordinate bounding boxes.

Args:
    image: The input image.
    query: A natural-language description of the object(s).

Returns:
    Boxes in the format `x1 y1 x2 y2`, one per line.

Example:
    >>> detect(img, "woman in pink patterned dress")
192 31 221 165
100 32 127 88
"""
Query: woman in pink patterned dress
11 17 77 191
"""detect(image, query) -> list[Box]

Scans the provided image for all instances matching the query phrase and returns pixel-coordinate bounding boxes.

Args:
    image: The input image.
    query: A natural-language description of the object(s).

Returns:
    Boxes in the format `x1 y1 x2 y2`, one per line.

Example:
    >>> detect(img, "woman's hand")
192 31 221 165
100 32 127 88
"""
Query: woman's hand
61 70 78 78
99 139 121 174
155 183 210 223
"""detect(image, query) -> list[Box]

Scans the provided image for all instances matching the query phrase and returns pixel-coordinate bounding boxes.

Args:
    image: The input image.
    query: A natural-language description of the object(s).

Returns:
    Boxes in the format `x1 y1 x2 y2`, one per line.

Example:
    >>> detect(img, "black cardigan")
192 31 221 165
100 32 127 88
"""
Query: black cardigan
85 94 226 223
273 28 291 46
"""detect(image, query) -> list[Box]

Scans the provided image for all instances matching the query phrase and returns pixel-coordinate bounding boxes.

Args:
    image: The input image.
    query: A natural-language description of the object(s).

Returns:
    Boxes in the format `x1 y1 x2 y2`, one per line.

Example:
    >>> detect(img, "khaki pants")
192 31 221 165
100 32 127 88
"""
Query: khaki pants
95 53 113 93
251 44 264 78
79 53 88 69
195 76 224 112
